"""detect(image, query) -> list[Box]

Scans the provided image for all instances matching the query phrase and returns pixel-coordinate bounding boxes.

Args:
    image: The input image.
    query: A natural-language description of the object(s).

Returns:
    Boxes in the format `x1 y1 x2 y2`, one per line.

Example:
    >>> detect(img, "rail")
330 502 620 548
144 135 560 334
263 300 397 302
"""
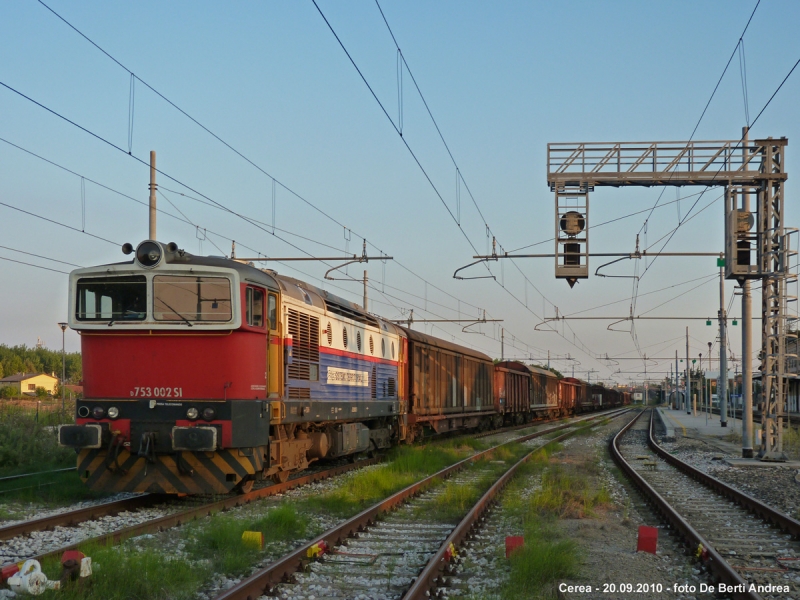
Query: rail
403 409 634 599
611 411 755 600
214 408 631 600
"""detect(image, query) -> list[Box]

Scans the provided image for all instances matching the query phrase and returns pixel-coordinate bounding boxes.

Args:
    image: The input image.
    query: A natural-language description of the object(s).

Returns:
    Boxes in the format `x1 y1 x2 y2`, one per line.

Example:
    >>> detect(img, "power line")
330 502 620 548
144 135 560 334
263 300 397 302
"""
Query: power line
0 255 70 275
0 244 82 268
0 134 500 343
32 1 491 329
313 2 609 371
0 200 119 246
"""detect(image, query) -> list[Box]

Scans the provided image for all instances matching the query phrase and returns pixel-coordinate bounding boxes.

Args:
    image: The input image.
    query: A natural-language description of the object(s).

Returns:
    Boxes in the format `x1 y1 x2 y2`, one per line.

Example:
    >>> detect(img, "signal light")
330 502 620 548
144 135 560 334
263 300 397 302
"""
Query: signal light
91 406 105 420
202 407 216 421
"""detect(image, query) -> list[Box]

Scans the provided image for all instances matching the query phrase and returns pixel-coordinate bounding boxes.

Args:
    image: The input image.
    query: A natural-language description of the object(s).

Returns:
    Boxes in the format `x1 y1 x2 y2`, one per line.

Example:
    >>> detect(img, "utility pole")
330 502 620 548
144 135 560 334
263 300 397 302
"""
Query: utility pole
149 150 157 239
686 327 691 415
698 353 703 417
547 350 550 370
719 258 728 427
501 328 504 361
675 350 679 410
741 127 754 458
58 322 67 411
363 270 368 313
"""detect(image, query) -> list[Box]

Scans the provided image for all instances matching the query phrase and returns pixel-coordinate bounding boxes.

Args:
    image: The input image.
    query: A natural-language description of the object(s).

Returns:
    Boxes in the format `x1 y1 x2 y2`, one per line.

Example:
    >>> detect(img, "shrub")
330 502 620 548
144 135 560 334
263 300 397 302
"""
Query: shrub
0 410 74 474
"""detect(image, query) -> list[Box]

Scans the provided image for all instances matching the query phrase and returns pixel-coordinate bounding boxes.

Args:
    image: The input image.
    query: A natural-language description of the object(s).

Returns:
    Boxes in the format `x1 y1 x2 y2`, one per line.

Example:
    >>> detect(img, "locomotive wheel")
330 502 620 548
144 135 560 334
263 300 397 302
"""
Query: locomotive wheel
237 479 254 494
272 471 290 484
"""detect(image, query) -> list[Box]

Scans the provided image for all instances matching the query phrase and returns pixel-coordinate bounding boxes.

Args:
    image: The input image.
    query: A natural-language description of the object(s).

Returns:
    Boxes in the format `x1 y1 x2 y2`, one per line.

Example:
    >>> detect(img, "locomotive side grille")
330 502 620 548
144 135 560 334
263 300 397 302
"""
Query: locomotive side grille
288 387 311 399
288 363 310 380
288 309 320 380
387 377 396 398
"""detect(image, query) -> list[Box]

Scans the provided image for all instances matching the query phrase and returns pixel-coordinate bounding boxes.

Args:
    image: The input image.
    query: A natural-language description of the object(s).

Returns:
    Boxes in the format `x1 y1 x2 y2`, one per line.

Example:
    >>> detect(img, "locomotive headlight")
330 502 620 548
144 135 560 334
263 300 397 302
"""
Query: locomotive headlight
186 407 199 420
91 406 105 420
201 407 216 421
135 241 162 268
107 406 119 419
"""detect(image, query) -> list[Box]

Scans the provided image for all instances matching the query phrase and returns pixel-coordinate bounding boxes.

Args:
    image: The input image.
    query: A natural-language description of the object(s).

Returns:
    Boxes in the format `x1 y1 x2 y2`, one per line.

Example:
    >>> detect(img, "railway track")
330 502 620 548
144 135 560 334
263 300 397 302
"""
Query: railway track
0 459 379 568
1 407 624 574
612 409 800 600
0 407 621 545
213 408 631 600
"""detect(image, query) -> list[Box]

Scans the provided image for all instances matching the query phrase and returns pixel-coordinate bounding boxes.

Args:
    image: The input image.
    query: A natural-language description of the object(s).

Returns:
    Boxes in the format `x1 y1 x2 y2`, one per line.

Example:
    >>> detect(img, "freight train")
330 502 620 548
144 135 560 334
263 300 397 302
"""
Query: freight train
58 240 629 494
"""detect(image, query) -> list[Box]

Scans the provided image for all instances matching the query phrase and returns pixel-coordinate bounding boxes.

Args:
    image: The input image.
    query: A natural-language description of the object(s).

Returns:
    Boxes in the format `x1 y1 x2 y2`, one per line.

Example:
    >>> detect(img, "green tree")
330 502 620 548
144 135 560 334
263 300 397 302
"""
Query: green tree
35 386 49 398
0 345 81 383
1 386 17 399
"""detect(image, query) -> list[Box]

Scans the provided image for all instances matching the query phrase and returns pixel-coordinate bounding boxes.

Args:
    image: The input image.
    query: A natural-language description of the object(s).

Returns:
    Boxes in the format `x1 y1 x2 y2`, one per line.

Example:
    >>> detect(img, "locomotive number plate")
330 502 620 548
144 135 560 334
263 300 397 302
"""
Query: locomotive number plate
130 387 183 398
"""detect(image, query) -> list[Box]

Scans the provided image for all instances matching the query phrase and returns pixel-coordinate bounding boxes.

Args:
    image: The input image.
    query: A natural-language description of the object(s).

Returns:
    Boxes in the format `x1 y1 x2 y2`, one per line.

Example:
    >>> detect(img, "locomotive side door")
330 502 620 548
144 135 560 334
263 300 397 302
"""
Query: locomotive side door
266 291 282 399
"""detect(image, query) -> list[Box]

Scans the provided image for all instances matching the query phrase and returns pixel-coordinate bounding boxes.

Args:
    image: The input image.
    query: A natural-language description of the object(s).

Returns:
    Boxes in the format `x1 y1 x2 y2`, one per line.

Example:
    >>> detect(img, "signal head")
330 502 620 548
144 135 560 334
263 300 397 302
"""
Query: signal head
559 211 585 236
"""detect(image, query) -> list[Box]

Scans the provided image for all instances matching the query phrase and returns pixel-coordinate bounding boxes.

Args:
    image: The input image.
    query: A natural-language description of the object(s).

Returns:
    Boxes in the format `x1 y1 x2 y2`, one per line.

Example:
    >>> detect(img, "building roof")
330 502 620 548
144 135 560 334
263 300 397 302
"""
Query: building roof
0 372 58 383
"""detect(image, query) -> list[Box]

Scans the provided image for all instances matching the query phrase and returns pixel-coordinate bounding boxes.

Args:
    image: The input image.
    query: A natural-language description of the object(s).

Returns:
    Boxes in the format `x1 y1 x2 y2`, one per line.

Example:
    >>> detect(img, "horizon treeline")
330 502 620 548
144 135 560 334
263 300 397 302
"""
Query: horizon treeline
0 344 82 383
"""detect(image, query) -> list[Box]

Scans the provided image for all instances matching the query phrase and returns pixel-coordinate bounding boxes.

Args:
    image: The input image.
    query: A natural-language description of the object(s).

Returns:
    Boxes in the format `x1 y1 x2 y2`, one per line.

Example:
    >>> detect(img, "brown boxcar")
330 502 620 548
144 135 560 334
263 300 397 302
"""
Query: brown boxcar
402 327 494 435
563 377 592 413
493 361 530 424
558 377 578 416
527 365 561 418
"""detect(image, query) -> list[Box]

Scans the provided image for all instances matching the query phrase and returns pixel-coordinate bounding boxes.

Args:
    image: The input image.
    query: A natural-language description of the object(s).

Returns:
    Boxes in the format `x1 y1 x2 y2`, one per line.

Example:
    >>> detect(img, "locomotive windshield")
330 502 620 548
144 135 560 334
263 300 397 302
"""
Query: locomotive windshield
76 275 147 321
153 275 232 322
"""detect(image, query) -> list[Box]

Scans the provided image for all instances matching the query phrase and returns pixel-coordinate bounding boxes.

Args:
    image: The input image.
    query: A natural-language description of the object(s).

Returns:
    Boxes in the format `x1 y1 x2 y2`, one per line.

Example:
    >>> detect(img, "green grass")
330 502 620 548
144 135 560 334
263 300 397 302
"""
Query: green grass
530 464 611 518
0 469 107 506
499 517 579 600
781 426 800 460
184 503 306 575
304 441 478 517
0 410 75 476
37 541 204 600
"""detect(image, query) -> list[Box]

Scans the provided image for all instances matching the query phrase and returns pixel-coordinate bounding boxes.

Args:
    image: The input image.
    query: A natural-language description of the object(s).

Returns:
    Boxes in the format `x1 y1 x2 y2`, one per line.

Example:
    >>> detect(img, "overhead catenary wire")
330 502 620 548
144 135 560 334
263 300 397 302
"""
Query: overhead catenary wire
312 1 610 373
1 134 511 357
32 0 492 334
0 244 82 268
0 255 70 275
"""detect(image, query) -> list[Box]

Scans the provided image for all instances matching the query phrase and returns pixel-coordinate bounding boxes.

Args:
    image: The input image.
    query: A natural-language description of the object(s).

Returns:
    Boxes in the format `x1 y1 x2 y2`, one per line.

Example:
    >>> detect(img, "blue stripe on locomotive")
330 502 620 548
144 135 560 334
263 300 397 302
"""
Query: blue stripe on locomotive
288 349 399 401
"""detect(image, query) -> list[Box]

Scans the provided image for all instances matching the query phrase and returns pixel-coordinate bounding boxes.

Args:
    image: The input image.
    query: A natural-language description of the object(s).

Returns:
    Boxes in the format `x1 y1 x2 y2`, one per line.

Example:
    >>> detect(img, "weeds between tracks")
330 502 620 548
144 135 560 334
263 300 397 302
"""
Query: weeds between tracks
27 435 498 600
468 440 614 600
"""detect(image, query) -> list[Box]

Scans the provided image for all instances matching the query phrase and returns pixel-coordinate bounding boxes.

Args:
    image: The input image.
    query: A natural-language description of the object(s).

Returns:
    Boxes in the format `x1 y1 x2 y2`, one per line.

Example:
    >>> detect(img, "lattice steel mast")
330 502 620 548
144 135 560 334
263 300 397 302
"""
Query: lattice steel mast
546 137 797 459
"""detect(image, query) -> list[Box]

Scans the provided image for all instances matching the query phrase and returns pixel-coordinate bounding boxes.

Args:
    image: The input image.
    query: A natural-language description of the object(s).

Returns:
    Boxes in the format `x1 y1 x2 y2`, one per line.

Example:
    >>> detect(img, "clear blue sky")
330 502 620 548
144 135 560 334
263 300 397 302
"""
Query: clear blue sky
1 0 798 385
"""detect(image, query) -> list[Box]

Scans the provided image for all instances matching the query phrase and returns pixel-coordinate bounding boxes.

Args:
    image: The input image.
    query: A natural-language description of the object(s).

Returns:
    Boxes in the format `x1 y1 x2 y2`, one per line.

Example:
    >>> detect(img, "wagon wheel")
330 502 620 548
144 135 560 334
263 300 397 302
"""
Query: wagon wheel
272 471 290 484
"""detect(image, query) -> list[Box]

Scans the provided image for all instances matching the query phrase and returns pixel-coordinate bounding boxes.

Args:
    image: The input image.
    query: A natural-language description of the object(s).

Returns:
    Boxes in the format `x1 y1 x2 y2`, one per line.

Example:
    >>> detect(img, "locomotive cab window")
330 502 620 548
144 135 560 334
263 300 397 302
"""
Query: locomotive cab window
153 275 232 322
76 275 146 321
246 287 264 327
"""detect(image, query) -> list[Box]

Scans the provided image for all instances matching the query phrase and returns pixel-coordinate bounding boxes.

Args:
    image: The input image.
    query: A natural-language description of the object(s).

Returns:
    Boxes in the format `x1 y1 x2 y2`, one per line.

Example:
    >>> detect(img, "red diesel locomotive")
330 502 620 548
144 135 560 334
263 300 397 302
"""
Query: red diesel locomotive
59 240 624 494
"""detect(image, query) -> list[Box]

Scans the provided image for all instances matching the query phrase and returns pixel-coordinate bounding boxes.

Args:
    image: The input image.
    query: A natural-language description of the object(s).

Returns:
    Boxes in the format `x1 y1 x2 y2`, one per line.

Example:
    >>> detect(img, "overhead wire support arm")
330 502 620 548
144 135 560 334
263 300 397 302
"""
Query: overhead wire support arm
390 309 501 333
322 240 393 281
454 237 498 280
234 255 393 263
